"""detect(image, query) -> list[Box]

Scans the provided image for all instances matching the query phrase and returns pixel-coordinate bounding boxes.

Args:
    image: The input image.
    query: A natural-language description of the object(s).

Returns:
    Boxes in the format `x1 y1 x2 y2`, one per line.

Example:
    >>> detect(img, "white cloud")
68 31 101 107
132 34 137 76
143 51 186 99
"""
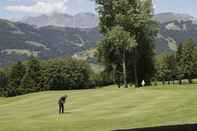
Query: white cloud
5 0 68 14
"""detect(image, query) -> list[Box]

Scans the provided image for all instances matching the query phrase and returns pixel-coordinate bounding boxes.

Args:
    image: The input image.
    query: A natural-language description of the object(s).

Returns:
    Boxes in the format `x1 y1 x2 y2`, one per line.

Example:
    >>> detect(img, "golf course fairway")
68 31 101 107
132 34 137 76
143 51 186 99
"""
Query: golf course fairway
1 85 197 131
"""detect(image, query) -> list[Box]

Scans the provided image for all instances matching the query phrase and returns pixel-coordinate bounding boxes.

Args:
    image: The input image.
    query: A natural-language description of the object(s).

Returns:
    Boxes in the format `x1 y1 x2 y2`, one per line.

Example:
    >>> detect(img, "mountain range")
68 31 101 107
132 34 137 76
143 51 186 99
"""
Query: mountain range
154 12 197 24
22 13 99 29
0 12 197 67
0 18 101 67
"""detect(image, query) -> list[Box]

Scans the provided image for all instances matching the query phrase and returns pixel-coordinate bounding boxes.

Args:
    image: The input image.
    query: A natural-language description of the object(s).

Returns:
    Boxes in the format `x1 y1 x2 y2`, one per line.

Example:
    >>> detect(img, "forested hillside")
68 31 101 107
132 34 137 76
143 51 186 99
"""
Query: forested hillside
0 19 101 67
1 12 197 67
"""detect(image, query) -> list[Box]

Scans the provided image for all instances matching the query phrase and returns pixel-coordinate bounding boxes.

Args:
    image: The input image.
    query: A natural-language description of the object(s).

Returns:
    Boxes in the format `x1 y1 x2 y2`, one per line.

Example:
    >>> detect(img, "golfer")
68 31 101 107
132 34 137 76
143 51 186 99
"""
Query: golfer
58 95 68 114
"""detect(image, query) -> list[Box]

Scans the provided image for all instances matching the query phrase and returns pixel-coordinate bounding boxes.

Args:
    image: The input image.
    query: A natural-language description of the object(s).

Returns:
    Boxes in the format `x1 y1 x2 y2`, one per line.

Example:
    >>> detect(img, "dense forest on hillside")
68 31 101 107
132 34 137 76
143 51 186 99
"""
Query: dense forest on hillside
1 12 197 67
0 19 101 67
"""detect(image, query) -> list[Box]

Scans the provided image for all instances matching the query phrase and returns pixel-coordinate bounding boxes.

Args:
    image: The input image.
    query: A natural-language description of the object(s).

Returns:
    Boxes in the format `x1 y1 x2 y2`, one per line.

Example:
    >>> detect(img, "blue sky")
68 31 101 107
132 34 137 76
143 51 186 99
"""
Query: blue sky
0 0 197 21
154 0 197 17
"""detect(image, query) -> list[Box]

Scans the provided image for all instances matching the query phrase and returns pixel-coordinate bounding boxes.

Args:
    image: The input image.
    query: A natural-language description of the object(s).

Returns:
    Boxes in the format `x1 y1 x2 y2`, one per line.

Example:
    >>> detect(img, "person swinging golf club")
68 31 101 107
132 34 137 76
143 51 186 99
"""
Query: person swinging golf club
58 95 68 114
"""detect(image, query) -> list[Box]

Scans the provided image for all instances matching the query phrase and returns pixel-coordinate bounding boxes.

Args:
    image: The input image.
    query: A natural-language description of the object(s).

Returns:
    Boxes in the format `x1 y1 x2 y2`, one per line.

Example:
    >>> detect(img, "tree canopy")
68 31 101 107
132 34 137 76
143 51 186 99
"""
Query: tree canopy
96 0 158 87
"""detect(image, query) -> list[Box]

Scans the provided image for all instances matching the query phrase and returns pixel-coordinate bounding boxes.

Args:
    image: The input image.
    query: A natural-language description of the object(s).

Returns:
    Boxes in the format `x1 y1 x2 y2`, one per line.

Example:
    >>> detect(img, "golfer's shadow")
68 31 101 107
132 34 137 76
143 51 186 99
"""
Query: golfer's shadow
113 123 197 131
58 112 72 115
64 112 71 114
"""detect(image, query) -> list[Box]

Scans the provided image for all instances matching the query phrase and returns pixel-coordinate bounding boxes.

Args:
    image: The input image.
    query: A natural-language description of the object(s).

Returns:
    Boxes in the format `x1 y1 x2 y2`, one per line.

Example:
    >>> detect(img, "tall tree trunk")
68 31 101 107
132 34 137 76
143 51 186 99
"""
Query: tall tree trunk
112 64 117 87
188 79 193 84
172 79 175 85
134 48 138 88
162 80 165 85
122 49 128 88
179 79 182 85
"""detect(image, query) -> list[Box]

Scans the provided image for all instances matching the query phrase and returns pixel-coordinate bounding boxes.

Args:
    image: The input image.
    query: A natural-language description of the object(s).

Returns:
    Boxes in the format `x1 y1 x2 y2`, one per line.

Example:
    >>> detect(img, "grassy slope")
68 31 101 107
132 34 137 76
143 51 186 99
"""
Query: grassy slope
1 85 197 131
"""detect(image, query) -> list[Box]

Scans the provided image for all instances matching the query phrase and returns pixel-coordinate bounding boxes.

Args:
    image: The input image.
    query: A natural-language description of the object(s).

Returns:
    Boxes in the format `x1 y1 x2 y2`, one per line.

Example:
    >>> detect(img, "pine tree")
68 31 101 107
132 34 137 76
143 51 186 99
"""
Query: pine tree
176 44 184 84
180 39 197 83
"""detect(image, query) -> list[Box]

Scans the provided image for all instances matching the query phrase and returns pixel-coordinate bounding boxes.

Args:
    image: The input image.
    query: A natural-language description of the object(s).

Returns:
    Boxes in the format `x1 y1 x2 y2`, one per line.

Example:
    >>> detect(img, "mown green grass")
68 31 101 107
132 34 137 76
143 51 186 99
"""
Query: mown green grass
1 85 197 131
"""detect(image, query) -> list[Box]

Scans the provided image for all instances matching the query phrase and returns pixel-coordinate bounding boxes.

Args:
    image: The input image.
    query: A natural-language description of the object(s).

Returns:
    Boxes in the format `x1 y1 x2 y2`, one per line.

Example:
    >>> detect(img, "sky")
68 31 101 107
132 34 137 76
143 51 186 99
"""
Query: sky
0 0 197 21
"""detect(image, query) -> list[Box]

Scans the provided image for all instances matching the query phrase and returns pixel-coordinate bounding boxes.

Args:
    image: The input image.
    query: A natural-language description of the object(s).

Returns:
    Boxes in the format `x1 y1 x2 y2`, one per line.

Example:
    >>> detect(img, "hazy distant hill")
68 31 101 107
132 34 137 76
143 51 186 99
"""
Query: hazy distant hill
154 12 196 24
1 12 197 67
22 13 99 29
155 20 197 53
0 19 101 67
22 12 197 28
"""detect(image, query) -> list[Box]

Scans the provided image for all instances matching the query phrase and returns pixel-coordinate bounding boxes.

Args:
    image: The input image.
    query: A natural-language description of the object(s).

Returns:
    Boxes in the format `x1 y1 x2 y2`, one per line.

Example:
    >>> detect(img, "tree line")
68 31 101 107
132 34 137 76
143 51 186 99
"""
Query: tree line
155 38 197 85
95 0 197 87
0 57 112 97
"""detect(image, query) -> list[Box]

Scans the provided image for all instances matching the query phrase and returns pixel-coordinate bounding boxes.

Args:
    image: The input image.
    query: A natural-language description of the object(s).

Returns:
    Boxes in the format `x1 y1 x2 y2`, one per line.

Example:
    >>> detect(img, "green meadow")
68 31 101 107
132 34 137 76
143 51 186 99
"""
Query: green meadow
1 85 197 131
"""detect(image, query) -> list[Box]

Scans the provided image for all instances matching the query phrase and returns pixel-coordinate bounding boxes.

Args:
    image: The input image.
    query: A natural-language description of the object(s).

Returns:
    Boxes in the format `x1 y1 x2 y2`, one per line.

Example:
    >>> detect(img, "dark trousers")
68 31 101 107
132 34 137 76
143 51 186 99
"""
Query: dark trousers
59 103 64 114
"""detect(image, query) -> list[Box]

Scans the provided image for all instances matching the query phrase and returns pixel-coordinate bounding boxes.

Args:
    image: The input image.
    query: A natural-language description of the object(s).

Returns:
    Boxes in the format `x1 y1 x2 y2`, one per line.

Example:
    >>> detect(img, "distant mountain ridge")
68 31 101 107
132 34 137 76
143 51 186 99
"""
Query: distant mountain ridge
22 12 197 28
1 12 197 67
154 12 196 24
22 12 99 29
0 19 101 67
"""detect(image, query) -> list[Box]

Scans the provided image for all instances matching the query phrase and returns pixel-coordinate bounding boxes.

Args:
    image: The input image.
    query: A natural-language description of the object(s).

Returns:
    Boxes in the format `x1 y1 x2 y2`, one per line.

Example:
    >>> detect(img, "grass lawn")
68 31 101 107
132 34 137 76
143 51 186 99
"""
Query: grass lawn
1 84 197 131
